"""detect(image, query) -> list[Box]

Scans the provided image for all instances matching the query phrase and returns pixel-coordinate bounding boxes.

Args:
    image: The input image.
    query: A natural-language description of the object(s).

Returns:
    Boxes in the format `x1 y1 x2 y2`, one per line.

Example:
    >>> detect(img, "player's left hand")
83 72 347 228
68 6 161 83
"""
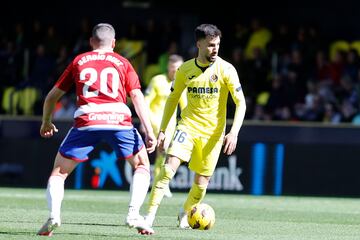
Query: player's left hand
145 132 157 154
157 131 166 153
223 132 238 155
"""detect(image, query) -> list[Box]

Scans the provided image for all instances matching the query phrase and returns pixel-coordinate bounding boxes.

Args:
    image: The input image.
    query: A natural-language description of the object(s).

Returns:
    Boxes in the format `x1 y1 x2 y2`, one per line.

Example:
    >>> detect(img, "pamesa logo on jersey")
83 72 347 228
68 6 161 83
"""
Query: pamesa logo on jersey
187 86 219 99
187 87 218 94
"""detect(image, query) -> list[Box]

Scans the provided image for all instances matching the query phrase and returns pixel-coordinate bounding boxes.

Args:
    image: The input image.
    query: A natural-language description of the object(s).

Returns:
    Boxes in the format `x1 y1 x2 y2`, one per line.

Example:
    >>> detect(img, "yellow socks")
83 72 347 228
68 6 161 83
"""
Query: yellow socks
153 153 165 179
183 183 207 212
147 164 175 215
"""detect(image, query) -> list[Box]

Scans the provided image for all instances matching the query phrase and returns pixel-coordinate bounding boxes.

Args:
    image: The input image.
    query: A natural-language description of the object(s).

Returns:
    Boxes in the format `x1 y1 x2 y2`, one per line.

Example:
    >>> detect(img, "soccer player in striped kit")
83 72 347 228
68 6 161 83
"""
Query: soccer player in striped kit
37 23 155 236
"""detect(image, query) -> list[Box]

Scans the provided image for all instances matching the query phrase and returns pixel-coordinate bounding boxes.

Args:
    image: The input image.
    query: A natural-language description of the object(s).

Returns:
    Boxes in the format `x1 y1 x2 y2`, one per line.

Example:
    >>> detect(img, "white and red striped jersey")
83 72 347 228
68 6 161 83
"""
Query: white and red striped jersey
55 50 141 130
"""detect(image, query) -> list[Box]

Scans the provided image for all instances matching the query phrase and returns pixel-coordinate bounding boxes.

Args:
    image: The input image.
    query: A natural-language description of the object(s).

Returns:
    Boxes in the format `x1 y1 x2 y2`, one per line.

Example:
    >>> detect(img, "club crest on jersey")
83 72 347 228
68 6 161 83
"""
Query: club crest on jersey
209 74 218 82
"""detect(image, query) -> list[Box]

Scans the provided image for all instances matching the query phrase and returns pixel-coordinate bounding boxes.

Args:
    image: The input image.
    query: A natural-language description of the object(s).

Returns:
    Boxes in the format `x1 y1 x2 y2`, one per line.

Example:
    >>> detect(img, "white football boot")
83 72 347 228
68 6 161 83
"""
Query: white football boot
125 214 154 235
144 214 155 227
177 208 190 229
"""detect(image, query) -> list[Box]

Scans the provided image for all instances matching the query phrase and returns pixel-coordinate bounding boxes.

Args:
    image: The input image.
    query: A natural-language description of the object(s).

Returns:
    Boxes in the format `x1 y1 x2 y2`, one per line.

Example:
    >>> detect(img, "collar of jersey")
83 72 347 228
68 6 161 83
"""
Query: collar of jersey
195 58 213 72
93 49 114 53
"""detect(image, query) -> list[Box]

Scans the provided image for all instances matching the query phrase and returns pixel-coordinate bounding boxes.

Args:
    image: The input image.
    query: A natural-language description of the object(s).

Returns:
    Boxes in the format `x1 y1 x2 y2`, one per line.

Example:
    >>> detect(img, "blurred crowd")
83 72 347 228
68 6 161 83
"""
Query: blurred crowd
225 19 360 124
1 16 360 124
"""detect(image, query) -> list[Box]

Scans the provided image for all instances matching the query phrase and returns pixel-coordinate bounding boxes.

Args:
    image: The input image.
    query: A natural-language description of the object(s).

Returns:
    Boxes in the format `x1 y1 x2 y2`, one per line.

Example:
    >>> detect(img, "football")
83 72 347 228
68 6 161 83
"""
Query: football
187 203 215 230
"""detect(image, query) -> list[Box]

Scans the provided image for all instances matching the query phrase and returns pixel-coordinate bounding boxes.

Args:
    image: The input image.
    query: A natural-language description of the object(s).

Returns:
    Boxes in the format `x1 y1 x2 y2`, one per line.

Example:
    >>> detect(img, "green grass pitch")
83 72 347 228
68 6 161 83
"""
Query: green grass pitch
1 187 360 239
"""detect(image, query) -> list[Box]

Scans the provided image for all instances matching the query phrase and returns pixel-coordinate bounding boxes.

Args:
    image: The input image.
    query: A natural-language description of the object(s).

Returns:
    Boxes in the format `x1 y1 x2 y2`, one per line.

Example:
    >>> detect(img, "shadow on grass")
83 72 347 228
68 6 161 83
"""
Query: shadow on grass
67 222 119 227
0 231 34 236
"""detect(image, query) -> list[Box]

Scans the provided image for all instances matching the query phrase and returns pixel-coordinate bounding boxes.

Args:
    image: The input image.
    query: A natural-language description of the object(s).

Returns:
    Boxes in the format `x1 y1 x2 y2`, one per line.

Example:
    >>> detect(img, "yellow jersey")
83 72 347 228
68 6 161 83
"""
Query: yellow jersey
145 73 186 135
160 57 244 138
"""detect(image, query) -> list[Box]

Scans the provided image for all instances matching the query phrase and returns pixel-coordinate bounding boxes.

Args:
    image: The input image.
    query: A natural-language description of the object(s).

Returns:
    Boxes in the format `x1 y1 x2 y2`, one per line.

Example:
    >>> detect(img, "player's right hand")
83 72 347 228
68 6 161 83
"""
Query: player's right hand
40 122 58 138
157 131 166 153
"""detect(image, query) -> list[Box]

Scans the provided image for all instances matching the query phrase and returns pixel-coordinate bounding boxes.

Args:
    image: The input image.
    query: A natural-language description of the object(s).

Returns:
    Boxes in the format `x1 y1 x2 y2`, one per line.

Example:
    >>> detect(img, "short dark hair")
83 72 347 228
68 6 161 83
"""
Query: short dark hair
195 24 222 41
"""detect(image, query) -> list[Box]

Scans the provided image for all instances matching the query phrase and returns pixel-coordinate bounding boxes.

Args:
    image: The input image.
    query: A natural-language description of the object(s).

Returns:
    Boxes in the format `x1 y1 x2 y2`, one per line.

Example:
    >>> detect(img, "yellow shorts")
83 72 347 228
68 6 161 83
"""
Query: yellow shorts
167 125 223 176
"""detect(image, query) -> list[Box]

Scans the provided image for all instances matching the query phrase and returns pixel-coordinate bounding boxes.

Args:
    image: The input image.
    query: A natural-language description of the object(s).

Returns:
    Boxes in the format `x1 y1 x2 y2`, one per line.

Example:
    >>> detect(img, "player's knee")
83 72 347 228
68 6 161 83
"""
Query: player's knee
134 164 150 176
194 174 211 186
131 148 150 168
165 155 182 169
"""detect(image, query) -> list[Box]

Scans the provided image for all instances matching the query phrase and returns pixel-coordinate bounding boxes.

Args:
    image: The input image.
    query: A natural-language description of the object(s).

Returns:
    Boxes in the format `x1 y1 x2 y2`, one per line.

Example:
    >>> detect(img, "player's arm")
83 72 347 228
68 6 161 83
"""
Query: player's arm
40 87 65 138
159 69 186 132
158 69 186 150
178 89 187 111
40 62 74 138
223 65 246 155
130 88 157 153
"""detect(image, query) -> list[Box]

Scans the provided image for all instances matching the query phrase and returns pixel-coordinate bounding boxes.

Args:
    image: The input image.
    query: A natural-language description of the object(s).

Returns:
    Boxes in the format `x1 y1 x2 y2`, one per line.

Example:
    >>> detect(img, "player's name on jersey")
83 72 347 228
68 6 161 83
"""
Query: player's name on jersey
77 54 123 66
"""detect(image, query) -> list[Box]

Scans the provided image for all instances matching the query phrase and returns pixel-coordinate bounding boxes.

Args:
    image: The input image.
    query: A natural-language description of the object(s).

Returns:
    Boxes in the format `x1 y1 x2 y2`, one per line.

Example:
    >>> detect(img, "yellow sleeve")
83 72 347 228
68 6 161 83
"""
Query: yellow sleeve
178 89 187 111
224 64 246 135
144 77 157 107
159 69 186 132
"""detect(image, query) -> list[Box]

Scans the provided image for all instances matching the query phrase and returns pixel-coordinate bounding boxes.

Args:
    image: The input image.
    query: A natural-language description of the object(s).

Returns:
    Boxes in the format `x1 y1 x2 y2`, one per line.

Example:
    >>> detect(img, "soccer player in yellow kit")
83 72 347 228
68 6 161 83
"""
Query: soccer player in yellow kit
144 54 186 197
145 24 246 228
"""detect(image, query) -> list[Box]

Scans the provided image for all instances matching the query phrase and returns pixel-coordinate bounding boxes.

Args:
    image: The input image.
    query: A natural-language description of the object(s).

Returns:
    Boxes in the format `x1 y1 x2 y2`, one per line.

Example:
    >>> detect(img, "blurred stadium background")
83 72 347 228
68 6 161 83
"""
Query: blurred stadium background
2 1 360 239
1 1 360 196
